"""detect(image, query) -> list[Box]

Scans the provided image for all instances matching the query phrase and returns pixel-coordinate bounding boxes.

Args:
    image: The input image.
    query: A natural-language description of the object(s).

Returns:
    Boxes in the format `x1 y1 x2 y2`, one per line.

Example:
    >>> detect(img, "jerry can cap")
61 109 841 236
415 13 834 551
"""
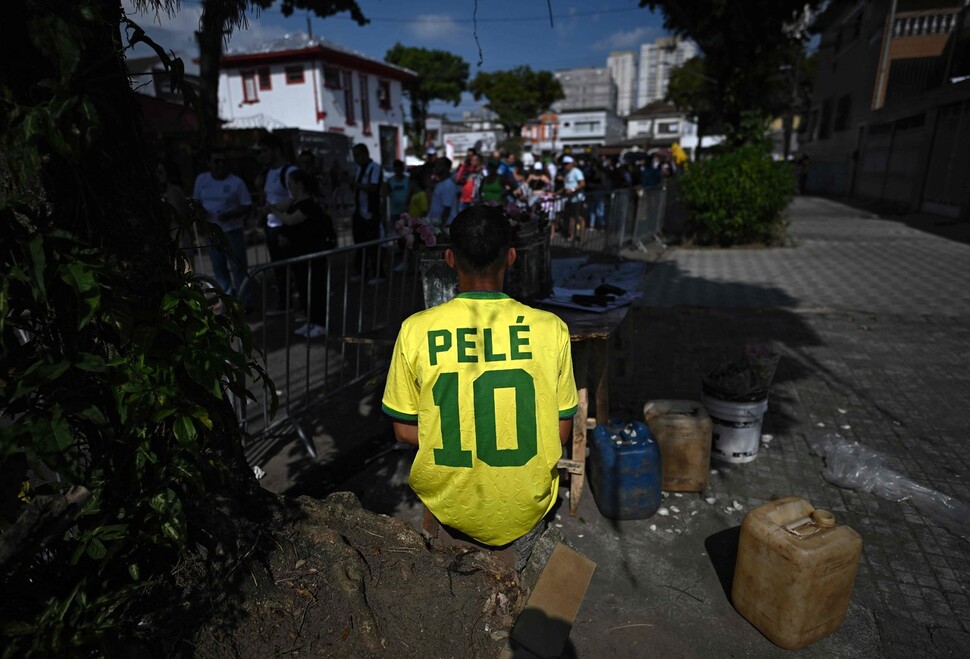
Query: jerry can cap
811 509 836 528
784 509 837 537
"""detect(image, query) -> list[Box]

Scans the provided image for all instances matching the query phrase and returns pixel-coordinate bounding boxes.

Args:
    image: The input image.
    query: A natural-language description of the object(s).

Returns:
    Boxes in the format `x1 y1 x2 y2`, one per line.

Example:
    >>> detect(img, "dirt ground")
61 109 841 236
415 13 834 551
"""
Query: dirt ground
187 492 525 658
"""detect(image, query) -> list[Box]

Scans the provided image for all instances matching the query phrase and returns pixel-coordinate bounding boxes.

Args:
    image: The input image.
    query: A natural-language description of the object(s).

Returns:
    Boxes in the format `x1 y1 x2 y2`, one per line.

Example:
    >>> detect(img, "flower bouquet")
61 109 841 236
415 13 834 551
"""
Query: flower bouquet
394 213 440 249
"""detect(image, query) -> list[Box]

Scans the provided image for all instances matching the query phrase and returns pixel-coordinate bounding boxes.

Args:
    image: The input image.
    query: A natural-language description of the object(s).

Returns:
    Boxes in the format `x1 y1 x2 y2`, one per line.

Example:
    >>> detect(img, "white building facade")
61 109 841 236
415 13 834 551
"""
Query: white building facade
218 40 415 166
557 110 624 150
554 67 617 113
607 51 637 117
637 37 697 109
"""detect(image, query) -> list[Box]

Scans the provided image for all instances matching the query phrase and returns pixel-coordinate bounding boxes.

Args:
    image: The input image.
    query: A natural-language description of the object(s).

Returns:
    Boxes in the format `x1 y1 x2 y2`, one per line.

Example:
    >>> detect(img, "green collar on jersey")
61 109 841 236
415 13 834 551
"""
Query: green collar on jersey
456 291 509 300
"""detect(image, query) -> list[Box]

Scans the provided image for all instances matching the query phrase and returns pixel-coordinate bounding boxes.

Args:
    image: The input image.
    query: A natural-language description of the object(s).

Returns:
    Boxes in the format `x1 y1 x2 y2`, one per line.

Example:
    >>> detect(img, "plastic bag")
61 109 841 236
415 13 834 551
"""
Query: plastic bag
809 433 970 542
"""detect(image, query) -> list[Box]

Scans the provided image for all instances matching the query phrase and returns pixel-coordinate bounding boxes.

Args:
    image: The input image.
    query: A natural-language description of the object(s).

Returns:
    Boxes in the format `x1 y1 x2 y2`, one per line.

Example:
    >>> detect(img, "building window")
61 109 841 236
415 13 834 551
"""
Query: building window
574 120 601 133
359 74 371 133
377 80 391 110
342 70 355 124
285 65 305 85
834 95 852 132
257 67 271 91
242 70 258 103
324 66 341 89
658 121 680 134
819 98 834 140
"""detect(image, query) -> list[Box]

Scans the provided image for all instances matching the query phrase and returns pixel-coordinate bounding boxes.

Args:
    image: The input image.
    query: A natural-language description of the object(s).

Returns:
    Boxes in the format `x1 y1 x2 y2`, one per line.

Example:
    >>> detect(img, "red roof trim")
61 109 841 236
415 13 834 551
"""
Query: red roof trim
222 46 416 81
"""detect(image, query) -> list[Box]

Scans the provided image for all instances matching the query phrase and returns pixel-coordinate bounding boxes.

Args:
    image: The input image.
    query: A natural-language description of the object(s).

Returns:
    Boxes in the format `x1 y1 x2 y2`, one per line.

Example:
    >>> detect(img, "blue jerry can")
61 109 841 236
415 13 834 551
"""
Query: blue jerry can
587 420 662 520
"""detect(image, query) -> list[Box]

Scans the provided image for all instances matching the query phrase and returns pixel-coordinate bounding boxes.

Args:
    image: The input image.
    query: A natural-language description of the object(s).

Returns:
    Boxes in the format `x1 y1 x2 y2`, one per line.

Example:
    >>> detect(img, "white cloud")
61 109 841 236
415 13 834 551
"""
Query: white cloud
122 1 297 57
122 0 201 55
591 25 660 51
408 14 465 42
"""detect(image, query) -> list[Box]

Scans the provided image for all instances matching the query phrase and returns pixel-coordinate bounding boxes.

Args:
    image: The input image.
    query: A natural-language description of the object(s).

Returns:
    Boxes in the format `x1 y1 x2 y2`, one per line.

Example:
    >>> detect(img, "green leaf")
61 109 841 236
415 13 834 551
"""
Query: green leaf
85 537 107 560
74 352 106 372
12 359 70 401
27 235 47 302
0 619 37 637
135 447 157 469
161 292 180 312
172 415 197 444
129 563 141 581
161 522 181 542
76 405 108 425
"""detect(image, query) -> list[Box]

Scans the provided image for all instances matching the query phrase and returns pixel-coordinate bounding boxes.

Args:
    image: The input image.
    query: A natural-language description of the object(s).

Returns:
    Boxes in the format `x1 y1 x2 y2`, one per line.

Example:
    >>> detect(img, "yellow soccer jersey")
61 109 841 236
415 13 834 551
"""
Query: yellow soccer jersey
382 292 578 546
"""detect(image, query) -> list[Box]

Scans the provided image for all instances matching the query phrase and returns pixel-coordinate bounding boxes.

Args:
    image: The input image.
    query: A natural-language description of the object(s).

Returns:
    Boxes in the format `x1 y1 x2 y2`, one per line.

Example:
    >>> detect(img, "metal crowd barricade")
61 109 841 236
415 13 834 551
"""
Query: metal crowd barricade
238 236 421 459
542 185 668 254
630 184 668 251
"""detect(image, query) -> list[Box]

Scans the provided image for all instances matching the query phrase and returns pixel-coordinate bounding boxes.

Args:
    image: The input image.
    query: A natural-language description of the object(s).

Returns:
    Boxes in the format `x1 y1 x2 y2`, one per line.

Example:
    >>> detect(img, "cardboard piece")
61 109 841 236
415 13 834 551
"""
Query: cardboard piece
509 543 596 658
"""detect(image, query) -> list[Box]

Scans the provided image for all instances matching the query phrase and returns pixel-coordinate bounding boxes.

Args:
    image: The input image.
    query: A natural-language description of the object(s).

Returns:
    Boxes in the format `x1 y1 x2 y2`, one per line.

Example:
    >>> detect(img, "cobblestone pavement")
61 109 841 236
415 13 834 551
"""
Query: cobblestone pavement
562 196 969 657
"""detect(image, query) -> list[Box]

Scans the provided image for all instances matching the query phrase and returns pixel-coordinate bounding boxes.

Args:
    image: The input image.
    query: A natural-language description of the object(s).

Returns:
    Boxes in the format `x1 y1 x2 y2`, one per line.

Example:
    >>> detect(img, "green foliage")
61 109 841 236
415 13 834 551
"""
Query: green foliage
385 44 469 147
0 223 271 654
642 0 824 146
678 144 795 246
1 1 275 653
469 67 564 138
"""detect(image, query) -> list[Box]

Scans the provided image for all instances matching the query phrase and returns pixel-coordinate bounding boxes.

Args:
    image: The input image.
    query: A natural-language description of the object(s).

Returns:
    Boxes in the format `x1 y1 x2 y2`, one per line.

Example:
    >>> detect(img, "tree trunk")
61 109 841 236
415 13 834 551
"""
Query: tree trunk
196 1 229 154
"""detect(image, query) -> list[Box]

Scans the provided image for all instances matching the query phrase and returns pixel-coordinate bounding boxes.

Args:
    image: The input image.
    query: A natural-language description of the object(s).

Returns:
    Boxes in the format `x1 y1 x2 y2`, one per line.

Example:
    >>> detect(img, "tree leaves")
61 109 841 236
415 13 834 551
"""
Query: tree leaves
385 44 469 147
643 0 825 145
469 67 564 138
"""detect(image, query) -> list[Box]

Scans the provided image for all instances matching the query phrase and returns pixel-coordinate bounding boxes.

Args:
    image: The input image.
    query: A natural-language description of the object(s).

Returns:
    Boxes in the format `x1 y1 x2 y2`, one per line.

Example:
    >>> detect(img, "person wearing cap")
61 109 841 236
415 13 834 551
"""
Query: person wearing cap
526 161 551 207
560 155 586 243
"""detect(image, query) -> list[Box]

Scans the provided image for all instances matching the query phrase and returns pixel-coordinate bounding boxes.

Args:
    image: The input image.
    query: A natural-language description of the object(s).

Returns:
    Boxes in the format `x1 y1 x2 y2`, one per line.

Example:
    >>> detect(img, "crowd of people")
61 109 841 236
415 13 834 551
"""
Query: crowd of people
159 132 681 336
172 132 343 338
387 145 681 245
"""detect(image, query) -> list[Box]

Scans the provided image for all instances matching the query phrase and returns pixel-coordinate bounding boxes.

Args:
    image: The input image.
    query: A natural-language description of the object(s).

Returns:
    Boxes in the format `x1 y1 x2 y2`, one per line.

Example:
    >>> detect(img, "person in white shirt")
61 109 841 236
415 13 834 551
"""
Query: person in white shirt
561 155 587 243
255 133 295 310
521 148 535 169
351 143 384 283
192 150 253 309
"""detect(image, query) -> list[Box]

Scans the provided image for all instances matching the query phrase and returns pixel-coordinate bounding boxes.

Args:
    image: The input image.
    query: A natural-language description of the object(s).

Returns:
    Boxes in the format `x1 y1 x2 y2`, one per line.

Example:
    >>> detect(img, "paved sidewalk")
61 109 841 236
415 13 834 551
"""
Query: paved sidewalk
265 196 970 657
567 196 970 657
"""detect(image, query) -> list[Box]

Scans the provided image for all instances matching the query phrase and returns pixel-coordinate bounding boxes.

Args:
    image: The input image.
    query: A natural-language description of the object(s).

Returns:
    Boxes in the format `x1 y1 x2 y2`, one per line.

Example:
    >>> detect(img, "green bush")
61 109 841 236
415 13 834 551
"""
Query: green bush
678 145 795 246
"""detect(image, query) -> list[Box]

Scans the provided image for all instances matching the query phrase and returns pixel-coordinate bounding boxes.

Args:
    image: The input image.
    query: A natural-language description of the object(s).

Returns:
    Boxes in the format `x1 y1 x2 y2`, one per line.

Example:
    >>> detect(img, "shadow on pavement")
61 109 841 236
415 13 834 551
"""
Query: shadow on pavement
704 525 742 602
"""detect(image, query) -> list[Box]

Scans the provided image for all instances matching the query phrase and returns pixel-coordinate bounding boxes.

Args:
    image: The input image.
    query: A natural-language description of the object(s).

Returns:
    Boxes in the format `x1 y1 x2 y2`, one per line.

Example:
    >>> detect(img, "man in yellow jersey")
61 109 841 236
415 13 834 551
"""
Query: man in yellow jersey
382 205 578 570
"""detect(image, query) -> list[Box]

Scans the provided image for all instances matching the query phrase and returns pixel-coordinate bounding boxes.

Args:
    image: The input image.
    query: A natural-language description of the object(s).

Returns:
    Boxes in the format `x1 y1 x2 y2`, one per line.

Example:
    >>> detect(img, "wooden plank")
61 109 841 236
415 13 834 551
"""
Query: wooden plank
556 458 584 474
569 386 588 517
510 543 596 658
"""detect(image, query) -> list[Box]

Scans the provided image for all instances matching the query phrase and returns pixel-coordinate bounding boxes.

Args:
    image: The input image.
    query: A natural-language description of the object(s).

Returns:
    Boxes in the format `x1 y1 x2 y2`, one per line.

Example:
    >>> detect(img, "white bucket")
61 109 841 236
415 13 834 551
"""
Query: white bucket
701 394 768 464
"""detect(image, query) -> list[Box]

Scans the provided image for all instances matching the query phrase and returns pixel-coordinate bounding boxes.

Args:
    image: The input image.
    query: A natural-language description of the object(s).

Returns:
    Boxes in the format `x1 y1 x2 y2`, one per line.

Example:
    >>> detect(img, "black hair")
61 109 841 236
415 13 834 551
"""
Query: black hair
434 157 453 177
449 204 512 273
286 168 311 188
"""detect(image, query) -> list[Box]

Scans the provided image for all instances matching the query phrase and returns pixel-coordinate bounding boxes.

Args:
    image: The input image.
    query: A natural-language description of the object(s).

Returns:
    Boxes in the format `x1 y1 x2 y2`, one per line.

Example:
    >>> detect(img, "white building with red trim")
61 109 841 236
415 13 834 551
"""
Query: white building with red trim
218 36 416 167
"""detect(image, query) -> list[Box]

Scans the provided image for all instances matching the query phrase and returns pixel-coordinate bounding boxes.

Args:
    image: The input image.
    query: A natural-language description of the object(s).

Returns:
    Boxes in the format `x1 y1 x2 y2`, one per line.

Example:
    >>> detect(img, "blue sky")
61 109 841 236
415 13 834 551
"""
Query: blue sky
124 0 670 116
